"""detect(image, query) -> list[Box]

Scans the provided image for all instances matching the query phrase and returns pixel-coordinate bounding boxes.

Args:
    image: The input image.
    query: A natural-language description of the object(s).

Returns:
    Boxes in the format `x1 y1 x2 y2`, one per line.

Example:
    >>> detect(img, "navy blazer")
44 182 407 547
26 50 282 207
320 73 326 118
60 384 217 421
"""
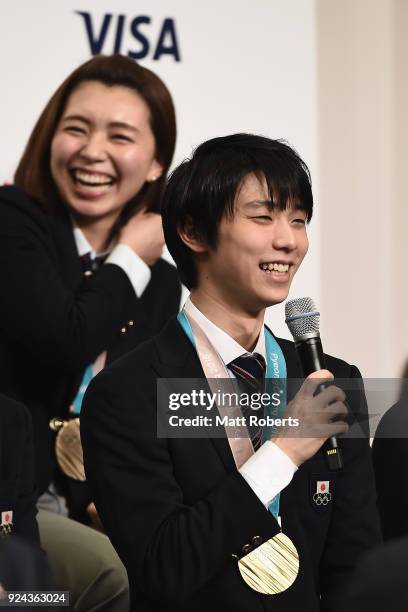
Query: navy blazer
0 186 181 500
0 393 39 547
81 316 381 612
372 397 408 540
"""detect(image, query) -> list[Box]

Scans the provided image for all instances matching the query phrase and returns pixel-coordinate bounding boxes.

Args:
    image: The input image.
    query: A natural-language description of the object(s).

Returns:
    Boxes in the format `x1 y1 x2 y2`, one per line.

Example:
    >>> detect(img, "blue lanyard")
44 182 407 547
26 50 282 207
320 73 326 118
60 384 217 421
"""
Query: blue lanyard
71 364 93 415
177 310 286 521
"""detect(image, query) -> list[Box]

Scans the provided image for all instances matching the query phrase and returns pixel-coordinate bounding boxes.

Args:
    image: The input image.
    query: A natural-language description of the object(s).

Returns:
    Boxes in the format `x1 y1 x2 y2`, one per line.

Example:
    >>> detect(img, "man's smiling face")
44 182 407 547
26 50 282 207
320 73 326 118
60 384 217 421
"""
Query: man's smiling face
200 173 309 313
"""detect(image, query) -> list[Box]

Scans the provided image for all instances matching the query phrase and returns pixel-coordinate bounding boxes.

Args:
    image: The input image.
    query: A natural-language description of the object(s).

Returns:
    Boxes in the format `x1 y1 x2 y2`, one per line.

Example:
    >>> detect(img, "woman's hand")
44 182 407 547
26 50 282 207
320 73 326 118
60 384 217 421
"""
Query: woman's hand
118 208 165 266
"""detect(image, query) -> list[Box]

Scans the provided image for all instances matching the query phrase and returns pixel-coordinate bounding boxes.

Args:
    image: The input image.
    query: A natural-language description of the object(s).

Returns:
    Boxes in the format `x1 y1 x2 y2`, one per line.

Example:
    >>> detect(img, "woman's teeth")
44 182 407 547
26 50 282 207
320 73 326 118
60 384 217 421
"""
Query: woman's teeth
73 170 114 186
260 263 290 274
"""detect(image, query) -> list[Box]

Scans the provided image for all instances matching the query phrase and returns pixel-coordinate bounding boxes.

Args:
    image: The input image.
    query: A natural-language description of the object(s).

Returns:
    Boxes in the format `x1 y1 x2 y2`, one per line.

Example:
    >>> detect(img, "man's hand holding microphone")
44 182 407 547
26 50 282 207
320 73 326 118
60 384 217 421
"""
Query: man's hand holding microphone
272 369 348 467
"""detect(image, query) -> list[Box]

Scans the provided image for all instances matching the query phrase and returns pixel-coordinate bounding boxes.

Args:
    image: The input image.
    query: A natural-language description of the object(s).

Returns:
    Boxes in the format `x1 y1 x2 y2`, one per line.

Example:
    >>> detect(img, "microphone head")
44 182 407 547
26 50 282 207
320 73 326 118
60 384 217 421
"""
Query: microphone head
285 297 320 341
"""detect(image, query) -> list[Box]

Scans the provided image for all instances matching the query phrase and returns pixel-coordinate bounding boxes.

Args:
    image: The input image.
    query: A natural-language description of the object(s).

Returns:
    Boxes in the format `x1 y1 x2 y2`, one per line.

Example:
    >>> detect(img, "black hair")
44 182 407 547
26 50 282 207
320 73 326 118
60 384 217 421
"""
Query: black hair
162 133 313 289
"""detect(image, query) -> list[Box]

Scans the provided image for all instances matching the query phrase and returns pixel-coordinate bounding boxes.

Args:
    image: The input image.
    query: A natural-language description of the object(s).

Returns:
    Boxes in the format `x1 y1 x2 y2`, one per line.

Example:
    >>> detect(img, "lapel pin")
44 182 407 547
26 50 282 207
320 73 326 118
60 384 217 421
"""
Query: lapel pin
0 511 13 536
313 481 332 506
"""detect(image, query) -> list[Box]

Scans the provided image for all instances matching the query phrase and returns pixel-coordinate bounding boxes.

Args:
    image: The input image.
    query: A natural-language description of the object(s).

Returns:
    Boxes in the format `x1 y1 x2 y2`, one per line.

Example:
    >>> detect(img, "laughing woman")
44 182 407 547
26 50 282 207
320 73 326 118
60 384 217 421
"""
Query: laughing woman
0 54 180 610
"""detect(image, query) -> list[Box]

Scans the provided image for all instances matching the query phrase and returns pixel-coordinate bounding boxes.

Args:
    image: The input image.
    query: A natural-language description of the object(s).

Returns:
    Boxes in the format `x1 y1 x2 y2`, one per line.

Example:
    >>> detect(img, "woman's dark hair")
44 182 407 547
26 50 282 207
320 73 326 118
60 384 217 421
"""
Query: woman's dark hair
162 133 313 289
14 54 176 231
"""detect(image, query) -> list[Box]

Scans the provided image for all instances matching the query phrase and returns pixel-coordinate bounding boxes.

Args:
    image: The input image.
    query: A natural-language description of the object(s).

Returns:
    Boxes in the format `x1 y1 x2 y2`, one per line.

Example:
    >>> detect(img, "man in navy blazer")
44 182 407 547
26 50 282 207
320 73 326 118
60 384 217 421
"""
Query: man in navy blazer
82 134 381 611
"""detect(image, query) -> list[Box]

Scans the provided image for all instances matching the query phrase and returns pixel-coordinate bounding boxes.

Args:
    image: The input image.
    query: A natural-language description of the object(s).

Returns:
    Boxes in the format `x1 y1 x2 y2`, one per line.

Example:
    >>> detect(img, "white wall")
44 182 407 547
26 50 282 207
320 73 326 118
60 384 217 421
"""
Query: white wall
317 0 407 377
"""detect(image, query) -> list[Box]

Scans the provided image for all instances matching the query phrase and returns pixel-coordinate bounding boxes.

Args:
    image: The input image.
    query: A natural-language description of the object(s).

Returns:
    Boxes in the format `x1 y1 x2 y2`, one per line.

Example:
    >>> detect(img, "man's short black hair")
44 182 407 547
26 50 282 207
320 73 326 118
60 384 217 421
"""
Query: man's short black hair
162 133 313 289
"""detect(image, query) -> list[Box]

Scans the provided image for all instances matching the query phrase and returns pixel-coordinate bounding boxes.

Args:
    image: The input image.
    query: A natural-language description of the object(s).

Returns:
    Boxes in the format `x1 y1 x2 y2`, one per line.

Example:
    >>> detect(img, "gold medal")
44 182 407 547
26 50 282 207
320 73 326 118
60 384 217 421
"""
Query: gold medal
49 417 86 481
238 532 299 594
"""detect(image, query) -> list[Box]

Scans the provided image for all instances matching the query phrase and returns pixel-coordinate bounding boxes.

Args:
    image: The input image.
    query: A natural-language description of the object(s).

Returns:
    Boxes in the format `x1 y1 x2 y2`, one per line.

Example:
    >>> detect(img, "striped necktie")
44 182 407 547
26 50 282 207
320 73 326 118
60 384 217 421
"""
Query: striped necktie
80 252 107 274
228 353 266 450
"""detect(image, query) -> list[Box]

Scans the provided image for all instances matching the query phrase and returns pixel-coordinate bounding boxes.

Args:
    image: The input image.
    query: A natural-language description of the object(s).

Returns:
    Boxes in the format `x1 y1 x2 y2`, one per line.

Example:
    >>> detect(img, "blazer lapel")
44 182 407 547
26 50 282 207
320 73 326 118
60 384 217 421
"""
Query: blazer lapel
152 318 237 472
49 208 82 291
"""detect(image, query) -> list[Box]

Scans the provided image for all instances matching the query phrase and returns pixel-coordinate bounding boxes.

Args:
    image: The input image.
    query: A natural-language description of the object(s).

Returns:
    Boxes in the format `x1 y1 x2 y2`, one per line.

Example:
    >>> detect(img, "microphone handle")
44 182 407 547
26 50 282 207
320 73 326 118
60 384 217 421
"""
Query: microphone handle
294 336 343 471
295 336 326 375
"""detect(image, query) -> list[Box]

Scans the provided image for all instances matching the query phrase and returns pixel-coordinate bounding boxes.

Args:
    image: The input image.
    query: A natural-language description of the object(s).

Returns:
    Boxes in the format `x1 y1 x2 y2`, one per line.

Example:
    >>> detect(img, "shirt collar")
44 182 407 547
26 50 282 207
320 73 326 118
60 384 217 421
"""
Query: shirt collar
73 226 92 257
184 297 266 365
72 224 112 259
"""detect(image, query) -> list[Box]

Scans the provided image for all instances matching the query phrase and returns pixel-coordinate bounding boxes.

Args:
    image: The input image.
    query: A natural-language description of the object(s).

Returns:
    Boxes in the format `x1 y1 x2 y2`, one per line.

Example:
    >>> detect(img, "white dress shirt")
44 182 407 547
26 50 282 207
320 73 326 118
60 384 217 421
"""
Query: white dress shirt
184 298 297 509
73 226 151 298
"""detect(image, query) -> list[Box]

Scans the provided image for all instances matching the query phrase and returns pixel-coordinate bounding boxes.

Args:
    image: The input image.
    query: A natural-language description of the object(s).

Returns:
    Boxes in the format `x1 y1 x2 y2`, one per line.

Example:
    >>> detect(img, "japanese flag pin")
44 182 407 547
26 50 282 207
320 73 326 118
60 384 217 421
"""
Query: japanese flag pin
317 481 329 494
1 511 13 535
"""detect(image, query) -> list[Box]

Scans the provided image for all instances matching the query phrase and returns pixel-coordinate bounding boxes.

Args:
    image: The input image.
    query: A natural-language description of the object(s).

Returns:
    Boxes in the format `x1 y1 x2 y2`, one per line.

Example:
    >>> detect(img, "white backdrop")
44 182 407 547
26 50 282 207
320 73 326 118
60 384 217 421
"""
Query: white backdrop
0 0 319 340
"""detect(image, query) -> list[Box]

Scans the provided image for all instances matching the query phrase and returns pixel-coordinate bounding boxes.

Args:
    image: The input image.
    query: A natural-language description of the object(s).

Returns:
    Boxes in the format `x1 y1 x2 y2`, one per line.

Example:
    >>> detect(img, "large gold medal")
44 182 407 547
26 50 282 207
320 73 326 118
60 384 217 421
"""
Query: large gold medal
49 417 86 481
238 532 299 594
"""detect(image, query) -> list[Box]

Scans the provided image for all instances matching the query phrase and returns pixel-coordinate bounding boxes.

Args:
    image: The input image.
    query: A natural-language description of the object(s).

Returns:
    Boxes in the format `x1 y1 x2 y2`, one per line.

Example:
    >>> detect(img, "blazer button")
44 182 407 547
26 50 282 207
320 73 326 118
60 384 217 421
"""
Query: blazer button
120 326 127 335
84 270 93 277
252 535 262 547
241 543 252 555
128 320 134 327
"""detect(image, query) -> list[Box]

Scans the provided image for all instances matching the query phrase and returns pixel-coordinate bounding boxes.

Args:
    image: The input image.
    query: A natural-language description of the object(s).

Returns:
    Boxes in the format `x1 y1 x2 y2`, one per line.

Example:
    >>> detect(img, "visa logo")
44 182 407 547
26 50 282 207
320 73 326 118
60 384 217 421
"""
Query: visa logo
76 12 181 62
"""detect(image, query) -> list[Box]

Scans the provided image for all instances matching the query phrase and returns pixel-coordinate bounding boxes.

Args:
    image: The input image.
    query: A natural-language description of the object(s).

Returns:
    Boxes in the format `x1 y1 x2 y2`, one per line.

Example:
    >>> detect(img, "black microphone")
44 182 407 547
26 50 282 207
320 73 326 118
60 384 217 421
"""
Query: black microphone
285 297 343 471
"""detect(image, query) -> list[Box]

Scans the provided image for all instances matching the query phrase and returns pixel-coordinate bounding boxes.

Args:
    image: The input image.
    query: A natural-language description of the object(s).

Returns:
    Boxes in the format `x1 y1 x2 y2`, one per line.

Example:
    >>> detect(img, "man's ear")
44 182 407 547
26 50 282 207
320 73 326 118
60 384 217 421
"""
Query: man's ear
178 219 208 253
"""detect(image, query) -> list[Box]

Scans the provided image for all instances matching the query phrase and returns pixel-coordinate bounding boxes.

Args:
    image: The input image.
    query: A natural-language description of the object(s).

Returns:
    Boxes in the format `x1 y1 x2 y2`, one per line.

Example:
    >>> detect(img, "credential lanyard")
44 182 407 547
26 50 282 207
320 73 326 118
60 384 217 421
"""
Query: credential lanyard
71 351 106 415
177 309 287 521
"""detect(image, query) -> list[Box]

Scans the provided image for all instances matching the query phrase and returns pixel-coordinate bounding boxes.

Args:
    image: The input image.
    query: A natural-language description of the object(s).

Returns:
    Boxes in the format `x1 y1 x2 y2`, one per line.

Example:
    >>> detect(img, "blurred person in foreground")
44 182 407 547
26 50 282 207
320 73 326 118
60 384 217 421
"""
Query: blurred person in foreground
345 535 408 611
0 53 181 610
82 134 381 611
372 359 408 540
0 393 55 598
